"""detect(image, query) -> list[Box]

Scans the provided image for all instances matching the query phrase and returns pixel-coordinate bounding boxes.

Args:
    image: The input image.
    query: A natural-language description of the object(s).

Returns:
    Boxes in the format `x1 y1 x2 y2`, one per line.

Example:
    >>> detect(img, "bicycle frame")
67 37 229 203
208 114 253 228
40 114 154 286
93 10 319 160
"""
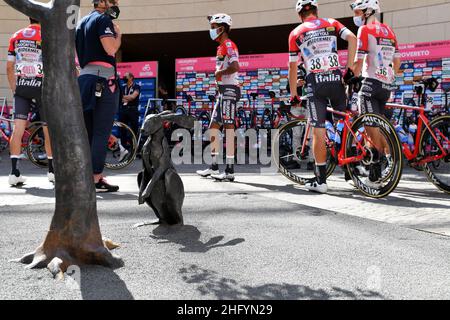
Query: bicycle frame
386 103 449 165
299 108 369 167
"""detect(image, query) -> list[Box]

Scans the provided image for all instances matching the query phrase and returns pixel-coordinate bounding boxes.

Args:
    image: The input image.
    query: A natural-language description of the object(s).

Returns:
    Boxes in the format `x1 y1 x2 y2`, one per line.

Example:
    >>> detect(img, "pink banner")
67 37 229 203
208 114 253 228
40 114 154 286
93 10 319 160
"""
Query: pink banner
177 40 450 73
398 40 450 61
176 53 288 73
117 61 158 78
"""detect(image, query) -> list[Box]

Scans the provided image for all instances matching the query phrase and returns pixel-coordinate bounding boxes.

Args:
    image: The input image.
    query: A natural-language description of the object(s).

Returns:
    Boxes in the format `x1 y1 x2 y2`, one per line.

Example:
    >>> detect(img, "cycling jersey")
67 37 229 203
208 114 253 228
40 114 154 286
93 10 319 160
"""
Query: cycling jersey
357 21 400 84
289 17 352 77
216 39 240 86
8 24 43 86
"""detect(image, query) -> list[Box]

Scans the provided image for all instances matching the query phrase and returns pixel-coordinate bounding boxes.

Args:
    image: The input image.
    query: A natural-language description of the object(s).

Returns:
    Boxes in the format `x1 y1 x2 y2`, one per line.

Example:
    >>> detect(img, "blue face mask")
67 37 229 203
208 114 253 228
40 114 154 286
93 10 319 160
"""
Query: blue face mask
353 15 365 27
209 28 223 41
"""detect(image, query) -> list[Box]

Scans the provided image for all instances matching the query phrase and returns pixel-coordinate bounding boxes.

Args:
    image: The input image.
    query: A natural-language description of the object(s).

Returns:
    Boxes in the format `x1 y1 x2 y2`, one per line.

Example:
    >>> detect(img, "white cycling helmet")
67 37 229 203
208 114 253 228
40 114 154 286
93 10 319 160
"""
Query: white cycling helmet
350 0 381 16
296 0 318 13
208 13 233 27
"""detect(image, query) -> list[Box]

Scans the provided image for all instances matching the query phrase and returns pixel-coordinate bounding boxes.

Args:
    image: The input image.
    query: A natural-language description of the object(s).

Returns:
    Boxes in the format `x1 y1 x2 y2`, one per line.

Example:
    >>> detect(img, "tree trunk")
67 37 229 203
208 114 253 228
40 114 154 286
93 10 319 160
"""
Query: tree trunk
5 0 123 278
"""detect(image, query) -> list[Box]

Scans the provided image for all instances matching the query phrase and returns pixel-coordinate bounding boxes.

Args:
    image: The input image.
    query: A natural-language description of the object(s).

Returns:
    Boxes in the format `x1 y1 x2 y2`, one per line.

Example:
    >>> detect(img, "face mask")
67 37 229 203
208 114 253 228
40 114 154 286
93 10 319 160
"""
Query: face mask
107 5 120 20
209 28 223 41
353 15 365 27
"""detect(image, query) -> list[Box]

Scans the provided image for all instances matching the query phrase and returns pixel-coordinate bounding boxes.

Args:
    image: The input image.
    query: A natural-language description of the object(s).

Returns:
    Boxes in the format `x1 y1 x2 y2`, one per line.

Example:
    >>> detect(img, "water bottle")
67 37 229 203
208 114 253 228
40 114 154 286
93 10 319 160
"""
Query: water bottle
325 121 336 142
395 125 409 144
408 124 417 151
335 120 344 144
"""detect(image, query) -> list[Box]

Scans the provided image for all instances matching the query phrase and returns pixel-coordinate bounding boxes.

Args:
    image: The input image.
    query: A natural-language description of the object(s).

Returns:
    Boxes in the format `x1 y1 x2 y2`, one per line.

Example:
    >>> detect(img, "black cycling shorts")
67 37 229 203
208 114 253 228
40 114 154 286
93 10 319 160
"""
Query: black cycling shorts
13 94 44 122
359 78 393 116
306 72 347 128
212 85 241 127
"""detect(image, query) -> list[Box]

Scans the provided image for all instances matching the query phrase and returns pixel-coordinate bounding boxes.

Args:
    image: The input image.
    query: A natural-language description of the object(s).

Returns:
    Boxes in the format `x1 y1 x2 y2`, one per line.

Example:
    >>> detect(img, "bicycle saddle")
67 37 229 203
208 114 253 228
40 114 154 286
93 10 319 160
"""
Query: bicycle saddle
423 77 439 92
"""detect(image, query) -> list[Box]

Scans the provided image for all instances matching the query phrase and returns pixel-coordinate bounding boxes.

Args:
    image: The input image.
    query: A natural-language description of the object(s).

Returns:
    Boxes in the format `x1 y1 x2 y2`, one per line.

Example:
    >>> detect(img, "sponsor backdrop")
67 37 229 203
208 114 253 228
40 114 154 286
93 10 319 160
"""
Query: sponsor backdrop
175 40 450 112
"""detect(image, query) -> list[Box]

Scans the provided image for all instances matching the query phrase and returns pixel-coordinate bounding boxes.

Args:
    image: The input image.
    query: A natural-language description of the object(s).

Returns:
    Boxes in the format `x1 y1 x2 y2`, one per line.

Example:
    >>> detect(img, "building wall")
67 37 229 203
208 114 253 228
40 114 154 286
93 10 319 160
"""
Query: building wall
1 0 450 101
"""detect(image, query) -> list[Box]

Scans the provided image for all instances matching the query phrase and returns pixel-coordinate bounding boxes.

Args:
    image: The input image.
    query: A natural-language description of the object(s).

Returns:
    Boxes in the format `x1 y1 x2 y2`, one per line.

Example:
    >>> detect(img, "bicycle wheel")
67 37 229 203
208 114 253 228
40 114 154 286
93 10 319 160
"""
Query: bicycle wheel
272 119 336 185
197 111 211 132
105 121 138 170
420 115 450 194
345 113 403 198
26 122 50 168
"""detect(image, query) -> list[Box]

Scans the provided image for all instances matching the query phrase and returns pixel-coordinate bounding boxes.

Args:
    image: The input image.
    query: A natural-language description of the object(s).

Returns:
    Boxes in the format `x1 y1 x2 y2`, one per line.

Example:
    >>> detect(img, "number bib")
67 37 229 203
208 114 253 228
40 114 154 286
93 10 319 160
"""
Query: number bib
374 40 396 83
16 62 43 78
301 36 340 73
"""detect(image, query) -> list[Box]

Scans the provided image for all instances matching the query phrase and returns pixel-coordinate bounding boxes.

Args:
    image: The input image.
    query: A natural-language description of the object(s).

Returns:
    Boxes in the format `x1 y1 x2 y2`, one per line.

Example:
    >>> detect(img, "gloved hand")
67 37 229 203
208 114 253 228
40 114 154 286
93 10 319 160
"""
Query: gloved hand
343 68 355 85
289 95 301 106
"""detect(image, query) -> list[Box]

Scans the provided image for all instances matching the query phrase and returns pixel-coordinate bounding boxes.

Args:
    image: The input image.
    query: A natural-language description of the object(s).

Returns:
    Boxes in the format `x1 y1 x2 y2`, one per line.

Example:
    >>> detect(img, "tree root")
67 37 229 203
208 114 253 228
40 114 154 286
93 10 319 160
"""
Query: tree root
10 242 123 279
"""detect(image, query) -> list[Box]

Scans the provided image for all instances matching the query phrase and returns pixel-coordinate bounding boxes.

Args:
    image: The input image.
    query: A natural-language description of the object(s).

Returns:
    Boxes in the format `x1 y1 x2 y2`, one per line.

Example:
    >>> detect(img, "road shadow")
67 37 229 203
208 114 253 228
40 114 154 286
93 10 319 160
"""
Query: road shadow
179 265 384 300
12 186 55 198
150 225 245 253
235 180 450 210
79 265 134 300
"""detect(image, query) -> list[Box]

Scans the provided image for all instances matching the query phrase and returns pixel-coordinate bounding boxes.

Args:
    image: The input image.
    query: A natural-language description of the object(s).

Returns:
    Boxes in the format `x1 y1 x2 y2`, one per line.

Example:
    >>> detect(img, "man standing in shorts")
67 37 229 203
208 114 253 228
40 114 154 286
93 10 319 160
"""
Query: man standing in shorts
6 18 54 186
351 0 401 188
197 13 241 182
288 0 357 193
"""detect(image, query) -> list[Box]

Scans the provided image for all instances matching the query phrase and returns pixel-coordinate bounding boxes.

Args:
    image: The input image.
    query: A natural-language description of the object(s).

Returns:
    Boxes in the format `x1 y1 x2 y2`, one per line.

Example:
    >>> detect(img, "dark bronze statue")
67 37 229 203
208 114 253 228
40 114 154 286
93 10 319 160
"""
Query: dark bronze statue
138 112 195 226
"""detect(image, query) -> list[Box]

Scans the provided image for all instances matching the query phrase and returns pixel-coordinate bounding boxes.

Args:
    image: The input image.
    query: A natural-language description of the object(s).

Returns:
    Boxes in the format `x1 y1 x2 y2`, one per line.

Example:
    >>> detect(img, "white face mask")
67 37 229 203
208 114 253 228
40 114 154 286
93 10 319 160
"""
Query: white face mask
353 15 365 27
209 28 223 41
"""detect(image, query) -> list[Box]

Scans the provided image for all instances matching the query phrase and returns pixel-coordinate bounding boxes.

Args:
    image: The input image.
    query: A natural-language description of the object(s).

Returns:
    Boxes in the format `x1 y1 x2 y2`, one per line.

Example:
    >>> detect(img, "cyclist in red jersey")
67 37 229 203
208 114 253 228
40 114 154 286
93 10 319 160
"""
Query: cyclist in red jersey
288 0 357 193
351 0 402 188
6 18 54 186
197 13 241 182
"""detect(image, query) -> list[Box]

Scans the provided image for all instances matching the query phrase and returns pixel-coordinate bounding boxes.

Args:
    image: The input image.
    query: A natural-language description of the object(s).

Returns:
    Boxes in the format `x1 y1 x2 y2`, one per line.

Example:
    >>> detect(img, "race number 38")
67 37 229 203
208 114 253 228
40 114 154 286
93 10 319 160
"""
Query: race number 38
308 54 339 72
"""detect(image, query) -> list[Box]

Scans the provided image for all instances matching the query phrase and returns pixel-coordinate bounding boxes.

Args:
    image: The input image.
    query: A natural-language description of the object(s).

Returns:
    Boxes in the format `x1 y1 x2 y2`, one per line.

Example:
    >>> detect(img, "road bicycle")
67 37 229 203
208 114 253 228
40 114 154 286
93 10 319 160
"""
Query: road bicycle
273 98 403 199
387 78 450 194
28 120 138 170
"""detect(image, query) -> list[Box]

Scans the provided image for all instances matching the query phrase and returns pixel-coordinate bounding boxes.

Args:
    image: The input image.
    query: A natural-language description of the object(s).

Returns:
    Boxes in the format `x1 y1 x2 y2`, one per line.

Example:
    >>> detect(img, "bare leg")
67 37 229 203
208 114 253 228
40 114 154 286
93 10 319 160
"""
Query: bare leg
42 126 53 158
210 122 221 156
312 127 327 163
10 119 27 156
224 124 235 168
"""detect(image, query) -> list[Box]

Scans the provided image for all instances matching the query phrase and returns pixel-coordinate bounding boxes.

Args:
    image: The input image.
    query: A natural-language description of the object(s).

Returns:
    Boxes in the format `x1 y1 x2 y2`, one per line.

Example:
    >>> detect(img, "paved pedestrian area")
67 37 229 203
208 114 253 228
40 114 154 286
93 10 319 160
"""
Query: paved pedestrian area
0 159 449 300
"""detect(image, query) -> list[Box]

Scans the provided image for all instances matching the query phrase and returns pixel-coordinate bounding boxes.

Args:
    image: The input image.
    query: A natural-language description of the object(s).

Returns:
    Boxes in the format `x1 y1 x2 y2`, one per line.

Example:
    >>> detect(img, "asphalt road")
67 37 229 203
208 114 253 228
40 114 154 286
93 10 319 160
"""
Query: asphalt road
0 160 449 300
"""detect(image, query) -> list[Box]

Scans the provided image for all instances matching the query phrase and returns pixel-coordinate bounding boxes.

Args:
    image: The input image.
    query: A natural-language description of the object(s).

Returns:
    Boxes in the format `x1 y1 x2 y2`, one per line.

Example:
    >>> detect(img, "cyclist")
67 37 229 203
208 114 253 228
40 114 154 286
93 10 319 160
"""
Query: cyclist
6 18 54 186
350 0 401 188
196 13 241 182
288 0 357 193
